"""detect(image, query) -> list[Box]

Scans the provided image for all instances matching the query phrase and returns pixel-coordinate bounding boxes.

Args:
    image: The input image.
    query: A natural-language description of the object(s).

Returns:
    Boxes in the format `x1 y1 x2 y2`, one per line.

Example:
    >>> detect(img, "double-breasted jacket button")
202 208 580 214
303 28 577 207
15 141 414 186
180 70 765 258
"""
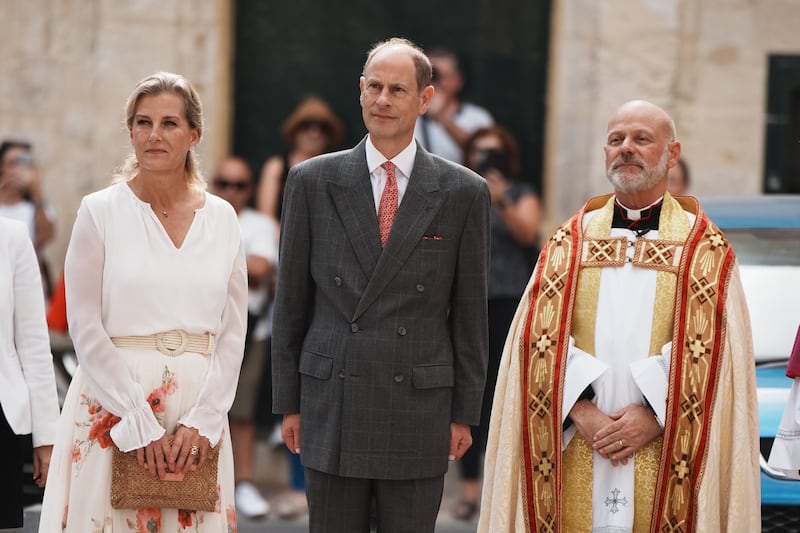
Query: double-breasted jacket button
350 323 359 333
338 369 346 379
393 374 404 383
334 276 342 286
416 284 425 292
397 327 407 336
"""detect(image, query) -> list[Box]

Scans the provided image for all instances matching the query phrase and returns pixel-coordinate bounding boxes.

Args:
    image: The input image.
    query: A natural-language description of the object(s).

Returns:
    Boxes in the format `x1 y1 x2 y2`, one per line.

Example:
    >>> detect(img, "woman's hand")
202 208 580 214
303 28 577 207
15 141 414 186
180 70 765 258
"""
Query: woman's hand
32 445 53 487
136 434 172 479
169 424 211 475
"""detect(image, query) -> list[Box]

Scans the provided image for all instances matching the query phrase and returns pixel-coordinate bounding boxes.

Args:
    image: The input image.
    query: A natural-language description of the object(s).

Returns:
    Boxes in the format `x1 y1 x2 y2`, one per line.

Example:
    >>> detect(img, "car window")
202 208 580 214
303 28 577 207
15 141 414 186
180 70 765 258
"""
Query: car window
724 229 800 266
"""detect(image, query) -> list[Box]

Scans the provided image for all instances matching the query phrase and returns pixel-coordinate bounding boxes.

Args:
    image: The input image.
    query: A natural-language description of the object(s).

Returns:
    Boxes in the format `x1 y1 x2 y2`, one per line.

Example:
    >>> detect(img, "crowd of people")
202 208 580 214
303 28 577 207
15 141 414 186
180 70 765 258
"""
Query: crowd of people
1 36 795 533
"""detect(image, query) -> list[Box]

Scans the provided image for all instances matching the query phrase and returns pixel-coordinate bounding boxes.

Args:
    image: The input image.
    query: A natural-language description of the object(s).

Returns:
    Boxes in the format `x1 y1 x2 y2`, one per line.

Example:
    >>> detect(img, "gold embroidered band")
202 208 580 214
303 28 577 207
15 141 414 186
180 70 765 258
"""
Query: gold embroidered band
581 237 683 273
632 238 683 273
581 237 626 267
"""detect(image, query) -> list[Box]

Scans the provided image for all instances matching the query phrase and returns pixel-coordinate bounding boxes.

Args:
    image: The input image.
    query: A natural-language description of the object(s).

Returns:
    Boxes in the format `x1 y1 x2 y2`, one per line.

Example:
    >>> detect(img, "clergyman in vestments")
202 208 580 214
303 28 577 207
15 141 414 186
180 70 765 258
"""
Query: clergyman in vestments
478 100 760 532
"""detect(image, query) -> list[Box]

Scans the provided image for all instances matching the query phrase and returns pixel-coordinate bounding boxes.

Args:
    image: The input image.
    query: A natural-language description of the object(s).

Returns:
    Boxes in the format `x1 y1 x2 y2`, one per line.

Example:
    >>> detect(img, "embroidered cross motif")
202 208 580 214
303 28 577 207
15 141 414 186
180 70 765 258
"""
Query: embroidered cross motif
680 393 704 423
528 390 552 419
632 239 683 272
604 488 629 514
534 333 555 356
686 334 712 362
534 455 554 481
662 516 685 532
552 227 569 243
690 276 717 304
672 453 691 483
541 271 567 299
708 231 726 249
581 237 626 267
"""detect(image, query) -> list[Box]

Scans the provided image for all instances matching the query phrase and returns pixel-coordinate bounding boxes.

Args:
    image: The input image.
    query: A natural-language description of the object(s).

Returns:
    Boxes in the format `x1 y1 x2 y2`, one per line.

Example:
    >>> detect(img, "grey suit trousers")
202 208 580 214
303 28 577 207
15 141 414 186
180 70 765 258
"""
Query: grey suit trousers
305 467 445 533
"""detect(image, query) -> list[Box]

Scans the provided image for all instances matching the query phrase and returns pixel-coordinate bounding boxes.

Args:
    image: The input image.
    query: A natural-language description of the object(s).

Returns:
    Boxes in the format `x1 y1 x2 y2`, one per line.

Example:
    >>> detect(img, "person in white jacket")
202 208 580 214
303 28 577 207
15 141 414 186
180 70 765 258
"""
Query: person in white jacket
0 216 59 529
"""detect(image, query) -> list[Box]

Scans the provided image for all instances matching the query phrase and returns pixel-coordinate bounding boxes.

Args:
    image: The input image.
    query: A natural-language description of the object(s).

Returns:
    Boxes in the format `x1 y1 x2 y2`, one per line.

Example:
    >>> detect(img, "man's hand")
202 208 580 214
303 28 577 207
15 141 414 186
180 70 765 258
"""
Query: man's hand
449 423 472 461
32 445 53 487
282 413 301 454
569 399 614 444
593 404 662 466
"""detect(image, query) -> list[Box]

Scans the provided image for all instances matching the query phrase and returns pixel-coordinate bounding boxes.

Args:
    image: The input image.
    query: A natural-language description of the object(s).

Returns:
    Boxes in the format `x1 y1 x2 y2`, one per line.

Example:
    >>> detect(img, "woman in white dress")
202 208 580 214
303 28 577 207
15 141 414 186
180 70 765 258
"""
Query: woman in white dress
39 72 247 532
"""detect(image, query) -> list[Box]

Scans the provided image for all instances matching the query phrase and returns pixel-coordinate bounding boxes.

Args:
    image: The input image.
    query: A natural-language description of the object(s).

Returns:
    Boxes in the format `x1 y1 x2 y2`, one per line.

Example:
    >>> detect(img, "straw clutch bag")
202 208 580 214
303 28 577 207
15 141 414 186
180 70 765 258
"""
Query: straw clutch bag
111 436 219 511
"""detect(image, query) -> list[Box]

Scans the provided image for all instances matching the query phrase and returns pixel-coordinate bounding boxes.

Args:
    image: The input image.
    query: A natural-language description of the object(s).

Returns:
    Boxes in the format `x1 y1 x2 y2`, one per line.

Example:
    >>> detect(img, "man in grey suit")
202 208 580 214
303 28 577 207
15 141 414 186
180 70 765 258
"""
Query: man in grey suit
271 37 490 532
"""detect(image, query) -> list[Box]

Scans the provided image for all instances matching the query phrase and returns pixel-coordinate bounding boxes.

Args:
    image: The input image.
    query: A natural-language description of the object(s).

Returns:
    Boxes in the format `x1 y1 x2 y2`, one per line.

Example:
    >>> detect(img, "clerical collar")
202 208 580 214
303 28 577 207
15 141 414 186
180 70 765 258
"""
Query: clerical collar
611 197 663 236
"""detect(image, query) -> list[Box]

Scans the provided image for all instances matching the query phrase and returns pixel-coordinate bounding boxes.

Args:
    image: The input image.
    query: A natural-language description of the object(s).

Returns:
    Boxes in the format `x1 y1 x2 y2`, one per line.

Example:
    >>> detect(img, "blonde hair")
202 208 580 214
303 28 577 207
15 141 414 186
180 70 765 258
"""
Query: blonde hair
115 71 205 187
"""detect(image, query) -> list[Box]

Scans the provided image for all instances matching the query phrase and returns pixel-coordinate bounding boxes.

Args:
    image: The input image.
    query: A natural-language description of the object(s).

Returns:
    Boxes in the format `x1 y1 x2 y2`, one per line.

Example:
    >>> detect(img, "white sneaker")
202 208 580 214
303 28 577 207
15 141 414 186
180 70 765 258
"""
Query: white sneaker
268 424 284 448
235 481 270 519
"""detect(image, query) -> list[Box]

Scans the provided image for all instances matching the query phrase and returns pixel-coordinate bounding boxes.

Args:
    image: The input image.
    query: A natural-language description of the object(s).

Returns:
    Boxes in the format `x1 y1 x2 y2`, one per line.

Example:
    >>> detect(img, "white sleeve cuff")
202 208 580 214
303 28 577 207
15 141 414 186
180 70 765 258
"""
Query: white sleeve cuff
768 378 800 479
562 337 608 450
630 342 671 426
178 406 225 448
109 405 166 452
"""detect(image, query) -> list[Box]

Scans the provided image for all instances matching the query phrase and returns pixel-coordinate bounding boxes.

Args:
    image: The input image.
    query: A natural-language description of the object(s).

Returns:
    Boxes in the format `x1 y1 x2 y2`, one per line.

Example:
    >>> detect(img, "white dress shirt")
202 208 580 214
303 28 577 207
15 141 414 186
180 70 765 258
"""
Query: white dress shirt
365 136 417 212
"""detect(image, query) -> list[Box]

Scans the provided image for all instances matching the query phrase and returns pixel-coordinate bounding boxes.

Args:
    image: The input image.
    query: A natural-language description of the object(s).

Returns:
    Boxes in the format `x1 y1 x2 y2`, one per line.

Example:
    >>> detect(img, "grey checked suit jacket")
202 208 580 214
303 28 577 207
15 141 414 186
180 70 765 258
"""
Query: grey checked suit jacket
272 138 490 480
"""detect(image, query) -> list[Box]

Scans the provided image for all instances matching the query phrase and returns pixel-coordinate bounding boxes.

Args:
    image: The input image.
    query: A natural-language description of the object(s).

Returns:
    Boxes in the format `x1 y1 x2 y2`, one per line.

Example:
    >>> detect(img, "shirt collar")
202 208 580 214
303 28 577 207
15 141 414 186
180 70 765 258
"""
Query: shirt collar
365 136 417 178
615 196 664 221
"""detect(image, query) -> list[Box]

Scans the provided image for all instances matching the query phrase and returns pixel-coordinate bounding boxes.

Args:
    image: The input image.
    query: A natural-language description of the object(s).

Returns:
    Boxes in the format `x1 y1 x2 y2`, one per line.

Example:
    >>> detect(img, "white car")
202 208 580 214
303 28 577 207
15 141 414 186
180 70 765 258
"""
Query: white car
701 195 800 531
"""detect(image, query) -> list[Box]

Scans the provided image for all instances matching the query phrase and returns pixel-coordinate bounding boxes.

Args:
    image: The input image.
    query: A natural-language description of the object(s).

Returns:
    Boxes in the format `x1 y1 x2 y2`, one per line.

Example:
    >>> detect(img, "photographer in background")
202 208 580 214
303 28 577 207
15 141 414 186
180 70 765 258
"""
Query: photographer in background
452 125 542 521
0 140 56 297
414 48 493 164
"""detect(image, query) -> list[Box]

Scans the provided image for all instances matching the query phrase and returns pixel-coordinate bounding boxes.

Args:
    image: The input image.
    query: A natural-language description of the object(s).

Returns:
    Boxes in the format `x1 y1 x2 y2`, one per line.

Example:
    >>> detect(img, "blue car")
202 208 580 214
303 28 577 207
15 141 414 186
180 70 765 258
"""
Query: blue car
701 195 800 531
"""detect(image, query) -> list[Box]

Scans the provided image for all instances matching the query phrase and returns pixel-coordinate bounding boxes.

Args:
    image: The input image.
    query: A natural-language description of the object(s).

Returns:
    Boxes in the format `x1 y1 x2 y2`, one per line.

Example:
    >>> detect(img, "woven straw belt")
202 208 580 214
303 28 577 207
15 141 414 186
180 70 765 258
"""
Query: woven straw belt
111 330 215 357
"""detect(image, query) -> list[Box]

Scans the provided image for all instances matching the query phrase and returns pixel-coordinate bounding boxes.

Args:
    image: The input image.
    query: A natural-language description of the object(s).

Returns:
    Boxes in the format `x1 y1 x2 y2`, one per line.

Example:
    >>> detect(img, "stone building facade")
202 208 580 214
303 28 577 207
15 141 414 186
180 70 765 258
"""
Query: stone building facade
0 0 233 270
545 0 800 229
1 0 799 270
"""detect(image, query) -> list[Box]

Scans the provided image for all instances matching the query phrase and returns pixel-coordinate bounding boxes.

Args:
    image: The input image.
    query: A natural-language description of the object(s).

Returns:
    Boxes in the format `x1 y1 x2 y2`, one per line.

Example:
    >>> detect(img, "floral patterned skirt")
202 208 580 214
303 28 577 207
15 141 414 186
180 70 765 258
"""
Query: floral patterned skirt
38 349 237 533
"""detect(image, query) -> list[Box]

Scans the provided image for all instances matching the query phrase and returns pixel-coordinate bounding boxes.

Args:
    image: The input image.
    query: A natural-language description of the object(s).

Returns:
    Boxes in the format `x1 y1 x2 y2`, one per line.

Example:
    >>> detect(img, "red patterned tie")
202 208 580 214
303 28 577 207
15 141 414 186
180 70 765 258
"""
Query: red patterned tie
378 161 398 247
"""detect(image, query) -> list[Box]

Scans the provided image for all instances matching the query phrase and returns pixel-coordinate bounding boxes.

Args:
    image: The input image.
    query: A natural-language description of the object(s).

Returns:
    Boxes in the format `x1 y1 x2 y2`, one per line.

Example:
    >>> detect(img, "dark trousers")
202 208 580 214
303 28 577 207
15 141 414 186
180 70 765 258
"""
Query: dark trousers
459 297 519 480
305 467 445 533
0 407 24 528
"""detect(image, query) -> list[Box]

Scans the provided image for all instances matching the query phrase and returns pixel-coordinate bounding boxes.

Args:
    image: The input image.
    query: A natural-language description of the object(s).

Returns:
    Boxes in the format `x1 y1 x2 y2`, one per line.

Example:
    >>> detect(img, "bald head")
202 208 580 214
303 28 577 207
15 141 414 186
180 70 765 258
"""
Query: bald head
608 100 677 142
604 100 681 207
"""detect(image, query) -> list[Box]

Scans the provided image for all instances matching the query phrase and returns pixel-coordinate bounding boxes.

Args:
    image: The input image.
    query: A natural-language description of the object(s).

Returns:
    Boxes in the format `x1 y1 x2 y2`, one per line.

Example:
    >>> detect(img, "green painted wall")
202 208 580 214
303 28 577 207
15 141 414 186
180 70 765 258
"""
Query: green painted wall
233 0 551 192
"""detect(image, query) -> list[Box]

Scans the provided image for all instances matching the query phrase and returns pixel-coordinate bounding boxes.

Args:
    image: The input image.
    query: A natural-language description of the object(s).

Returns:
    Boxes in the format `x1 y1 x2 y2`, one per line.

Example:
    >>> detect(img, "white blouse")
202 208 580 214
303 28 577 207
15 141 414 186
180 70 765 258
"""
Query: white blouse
64 182 248 451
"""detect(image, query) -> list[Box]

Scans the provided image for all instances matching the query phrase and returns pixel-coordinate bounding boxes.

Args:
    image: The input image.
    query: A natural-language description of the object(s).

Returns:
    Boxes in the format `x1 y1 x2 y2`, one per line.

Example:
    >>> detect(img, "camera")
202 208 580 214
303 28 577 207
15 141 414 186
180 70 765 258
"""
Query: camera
475 148 509 176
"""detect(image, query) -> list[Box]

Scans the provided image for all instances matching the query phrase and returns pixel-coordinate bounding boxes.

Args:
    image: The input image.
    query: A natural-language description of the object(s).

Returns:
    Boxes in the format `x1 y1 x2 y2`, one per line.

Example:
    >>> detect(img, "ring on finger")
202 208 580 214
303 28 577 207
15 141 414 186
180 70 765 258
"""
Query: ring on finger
619 439 624 449
190 445 199 456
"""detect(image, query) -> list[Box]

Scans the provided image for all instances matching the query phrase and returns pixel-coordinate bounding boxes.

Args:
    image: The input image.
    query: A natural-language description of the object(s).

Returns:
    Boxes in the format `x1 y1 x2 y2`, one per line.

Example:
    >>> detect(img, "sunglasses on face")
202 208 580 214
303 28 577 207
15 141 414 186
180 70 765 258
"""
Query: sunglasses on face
297 120 332 135
213 178 250 191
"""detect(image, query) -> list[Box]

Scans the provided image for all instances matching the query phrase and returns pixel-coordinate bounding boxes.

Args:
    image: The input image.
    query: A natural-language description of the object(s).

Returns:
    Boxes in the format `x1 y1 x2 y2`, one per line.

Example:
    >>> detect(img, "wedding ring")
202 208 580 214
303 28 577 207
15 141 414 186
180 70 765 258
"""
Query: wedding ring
190 445 199 456
619 440 624 448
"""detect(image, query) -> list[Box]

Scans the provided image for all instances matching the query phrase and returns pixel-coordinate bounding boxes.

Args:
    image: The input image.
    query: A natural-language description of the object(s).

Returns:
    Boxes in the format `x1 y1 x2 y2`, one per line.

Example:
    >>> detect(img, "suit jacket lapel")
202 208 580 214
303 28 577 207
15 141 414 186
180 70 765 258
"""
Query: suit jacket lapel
353 146 443 320
329 139 382 279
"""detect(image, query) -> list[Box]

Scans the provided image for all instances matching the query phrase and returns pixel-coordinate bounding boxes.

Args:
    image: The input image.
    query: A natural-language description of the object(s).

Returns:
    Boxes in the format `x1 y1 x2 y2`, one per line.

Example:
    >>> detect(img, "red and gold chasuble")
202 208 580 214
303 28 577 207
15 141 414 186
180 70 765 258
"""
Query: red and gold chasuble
519 193 735 532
